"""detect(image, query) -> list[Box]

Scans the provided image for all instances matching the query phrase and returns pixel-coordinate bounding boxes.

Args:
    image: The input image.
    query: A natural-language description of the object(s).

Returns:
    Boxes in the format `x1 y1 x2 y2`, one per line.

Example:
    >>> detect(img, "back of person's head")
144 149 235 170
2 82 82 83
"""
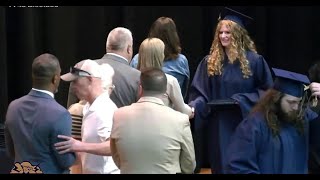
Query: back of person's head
106 27 133 52
148 17 181 60
140 68 167 95
137 38 165 70
32 53 61 91
308 60 320 82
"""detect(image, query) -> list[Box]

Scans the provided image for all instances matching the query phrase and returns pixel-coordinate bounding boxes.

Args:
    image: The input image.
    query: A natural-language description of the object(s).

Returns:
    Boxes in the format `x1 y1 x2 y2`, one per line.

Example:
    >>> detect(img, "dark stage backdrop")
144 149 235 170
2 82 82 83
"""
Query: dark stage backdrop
1 6 320 124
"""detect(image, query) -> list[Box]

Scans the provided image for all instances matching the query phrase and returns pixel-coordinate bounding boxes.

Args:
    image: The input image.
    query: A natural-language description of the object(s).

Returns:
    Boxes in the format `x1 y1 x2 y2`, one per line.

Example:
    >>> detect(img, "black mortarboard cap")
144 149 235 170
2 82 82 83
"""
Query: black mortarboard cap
220 7 254 29
272 68 310 98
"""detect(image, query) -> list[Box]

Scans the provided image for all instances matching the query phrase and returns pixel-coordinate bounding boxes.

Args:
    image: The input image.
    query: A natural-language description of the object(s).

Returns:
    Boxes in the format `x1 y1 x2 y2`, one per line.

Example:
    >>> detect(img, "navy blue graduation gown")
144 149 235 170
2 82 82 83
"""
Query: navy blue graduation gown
226 109 319 174
188 51 273 173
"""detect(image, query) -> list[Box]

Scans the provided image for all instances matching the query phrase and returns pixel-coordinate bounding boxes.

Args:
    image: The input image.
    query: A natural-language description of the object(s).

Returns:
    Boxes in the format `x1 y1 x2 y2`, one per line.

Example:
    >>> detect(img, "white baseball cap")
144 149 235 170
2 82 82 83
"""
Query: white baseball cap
61 59 102 82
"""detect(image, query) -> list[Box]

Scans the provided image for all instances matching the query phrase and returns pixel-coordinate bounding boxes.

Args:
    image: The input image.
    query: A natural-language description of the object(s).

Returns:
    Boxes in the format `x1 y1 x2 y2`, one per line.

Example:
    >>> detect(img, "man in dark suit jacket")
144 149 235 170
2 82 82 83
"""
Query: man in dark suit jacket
5 53 76 174
67 27 140 108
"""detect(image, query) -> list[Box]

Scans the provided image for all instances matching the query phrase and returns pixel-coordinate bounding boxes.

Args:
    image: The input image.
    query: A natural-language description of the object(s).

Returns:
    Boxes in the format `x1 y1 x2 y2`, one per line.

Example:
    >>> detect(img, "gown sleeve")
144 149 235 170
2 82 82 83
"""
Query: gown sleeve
188 56 211 118
226 113 264 174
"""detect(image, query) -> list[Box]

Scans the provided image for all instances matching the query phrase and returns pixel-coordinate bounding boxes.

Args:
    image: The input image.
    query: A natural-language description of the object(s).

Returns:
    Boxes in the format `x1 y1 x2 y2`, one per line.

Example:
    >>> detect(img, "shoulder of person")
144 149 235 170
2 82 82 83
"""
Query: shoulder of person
244 111 268 127
39 97 70 116
114 104 133 113
165 74 180 87
48 106 73 126
132 53 139 59
203 54 212 63
130 66 141 75
170 110 190 125
165 73 177 81
7 95 26 108
246 51 264 61
161 103 189 118
177 53 188 61
177 54 190 65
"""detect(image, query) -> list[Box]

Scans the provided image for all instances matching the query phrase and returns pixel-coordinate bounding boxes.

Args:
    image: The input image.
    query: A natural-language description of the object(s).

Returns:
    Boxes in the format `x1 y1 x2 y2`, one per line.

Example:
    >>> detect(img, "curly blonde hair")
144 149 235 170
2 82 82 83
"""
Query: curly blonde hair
207 20 256 78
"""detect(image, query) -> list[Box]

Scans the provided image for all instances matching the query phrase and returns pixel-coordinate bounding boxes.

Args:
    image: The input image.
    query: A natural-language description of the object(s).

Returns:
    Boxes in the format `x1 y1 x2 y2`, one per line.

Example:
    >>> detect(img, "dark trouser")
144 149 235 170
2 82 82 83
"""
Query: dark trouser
0 148 14 174
193 119 209 173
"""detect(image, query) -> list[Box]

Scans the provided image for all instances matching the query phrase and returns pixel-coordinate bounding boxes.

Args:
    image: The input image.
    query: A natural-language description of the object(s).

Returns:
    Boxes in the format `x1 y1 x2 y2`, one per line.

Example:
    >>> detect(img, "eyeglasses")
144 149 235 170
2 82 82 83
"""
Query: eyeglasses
70 67 92 77
70 67 101 79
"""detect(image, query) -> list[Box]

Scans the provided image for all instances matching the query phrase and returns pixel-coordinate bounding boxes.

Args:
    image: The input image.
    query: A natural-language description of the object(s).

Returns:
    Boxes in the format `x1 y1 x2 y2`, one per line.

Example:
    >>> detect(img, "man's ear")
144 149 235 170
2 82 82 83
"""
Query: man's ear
127 44 132 54
52 74 59 84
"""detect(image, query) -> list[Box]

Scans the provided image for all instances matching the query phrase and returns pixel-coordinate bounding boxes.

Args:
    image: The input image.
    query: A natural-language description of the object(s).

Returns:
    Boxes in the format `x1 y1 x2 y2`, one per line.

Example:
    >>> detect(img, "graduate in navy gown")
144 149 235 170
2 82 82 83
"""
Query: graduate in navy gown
188 7 273 174
226 68 320 174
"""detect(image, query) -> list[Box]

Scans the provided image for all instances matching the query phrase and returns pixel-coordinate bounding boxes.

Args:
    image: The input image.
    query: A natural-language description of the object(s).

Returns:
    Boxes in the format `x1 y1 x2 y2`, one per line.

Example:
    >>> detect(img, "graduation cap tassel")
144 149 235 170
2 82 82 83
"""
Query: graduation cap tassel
312 96 318 107
298 92 307 118
304 84 318 107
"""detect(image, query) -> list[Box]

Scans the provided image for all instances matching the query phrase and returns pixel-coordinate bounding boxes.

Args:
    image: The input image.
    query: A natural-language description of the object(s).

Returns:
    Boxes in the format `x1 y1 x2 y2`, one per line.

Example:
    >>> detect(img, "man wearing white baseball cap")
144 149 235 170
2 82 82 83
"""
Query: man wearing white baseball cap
58 59 119 174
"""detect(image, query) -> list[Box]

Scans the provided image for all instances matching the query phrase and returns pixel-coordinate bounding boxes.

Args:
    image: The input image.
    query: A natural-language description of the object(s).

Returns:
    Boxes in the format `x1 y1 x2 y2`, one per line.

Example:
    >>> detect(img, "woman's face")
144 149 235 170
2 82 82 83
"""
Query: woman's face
219 24 232 48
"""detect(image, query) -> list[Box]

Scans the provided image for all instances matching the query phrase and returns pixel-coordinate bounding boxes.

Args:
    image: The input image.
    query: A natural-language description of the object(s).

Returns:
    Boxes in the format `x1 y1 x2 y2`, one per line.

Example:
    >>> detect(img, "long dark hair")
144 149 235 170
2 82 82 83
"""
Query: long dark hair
148 17 181 61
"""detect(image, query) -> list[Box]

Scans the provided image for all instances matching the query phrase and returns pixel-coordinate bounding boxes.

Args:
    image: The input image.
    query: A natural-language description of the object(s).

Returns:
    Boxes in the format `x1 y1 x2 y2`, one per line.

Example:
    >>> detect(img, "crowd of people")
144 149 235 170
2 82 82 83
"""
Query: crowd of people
4 8 320 174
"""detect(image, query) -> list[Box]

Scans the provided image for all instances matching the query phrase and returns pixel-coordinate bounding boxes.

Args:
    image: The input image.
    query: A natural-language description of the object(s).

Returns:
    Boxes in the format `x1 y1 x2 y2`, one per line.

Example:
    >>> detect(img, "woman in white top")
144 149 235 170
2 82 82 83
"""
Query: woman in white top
137 38 193 118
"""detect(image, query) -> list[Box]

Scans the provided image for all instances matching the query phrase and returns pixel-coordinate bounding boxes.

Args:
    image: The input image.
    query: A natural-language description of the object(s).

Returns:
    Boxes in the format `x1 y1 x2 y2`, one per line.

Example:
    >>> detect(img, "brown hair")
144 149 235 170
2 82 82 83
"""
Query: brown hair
148 17 181 61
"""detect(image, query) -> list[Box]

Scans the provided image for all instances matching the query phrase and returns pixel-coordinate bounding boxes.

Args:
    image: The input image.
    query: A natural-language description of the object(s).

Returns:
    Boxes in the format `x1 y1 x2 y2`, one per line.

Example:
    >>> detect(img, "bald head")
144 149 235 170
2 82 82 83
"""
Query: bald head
32 53 61 92
106 27 133 61
106 27 133 51
140 68 167 96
